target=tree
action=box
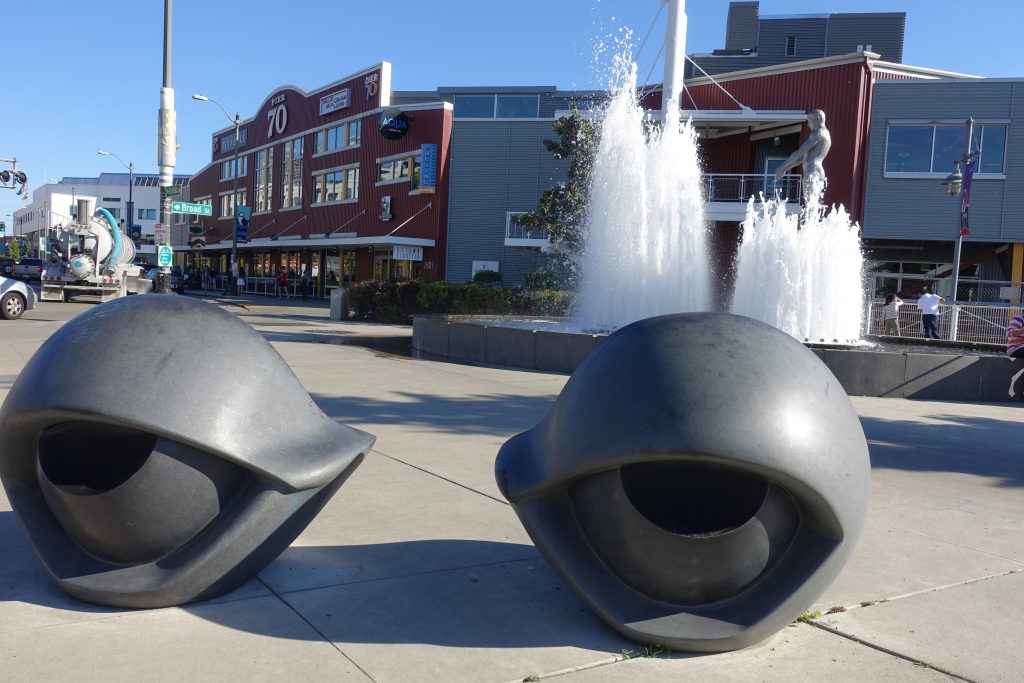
[517,103,599,263]
[7,237,21,263]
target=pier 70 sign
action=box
[170,201,212,217]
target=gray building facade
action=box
[686,1,905,78]
[862,78,1024,295]
[394,87,597,285]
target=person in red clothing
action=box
[275,267,289,299]
[1007,314,1024,359]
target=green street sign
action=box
[165,185,181,196]
[157,245,173,267]
[171,200,212,216]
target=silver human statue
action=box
[774,109,831,204]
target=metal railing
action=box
[869,276,1024,305]
[703,173,802,203]
[867,301,1018,345]
[506,222,549,241]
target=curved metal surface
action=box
[495,312,871,651]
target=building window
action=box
[506,212,548,240]
[312,166,360,203]
[102,197,120,203]
[219,156,248,180]
[255,147,274,212]
[785,36,796,56]
[281,138,303,208]
[885,123,1008,175]
[376,152,421,186]
[496,95,539,118]
[453,95,495,118]
[220,190,247,218]
[137,208,157,220]
[454,94,540,119]
[315,120,363,154]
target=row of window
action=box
[219,156,248,181]
[315,120,361,154]
[885,123,1007,175]
[453,94,539,119]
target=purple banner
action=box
[960,156,975,235]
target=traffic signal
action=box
[0,220,6,235]
[235,205,251,242]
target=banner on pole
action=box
[960,156,975,236]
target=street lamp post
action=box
[98,150,135,240]
[192,94,241,294]
[941,117,980,342]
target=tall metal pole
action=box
[127,162,134,240]
[156,0,176,293]
[661,0,687,124]
[948,117,975,341]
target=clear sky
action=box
[2,0,1022,223]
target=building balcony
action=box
[704,173,803,222]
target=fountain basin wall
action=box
[412,316,1024,403]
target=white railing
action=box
[867,301,1018,345]
[704,173,802,203]
[506,222,549,241]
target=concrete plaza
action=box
[1,293,1022,681]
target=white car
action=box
[1,275,38,320]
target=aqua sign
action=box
[171,201,212,216]
[157,245,173,267]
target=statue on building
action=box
[775,109,831,205]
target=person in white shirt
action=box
[916,285,944,339]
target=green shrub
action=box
[348,280,576,323]
[472,269,502,283]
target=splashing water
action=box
[573,55,712,332]
[731,180,865,344]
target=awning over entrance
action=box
[185,235,434,252]
[682,109,809,139]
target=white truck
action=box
[41,198,148,302]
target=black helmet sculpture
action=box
[0,295,374,608]
[496,312,871,651]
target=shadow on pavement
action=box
[862,413,1024,487]
[313,390,553,437]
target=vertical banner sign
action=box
[960,156,975,236]
[420,143,438,194]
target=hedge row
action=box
[348,280,576,323]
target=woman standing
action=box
[882,293,903,336]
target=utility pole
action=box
[156,0,176,293]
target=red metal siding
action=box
[682,59,875,222]
[186,65,452,280]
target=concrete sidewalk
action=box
[2,297,1022,681]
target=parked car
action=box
[0,258,14,277]
[12,257,45,281]
[0,275,38,320]
[145,267,185,294]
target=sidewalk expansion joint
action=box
[808,621,978,682]
[372,448,511,506]
[256,576,378,682]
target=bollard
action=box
[495,312,871,652]
[330,287,349,321]
[0,295,374,608]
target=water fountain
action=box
[412,0,1021,402]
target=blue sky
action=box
[2,0,1022,223]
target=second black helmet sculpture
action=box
[496,312,871,652]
